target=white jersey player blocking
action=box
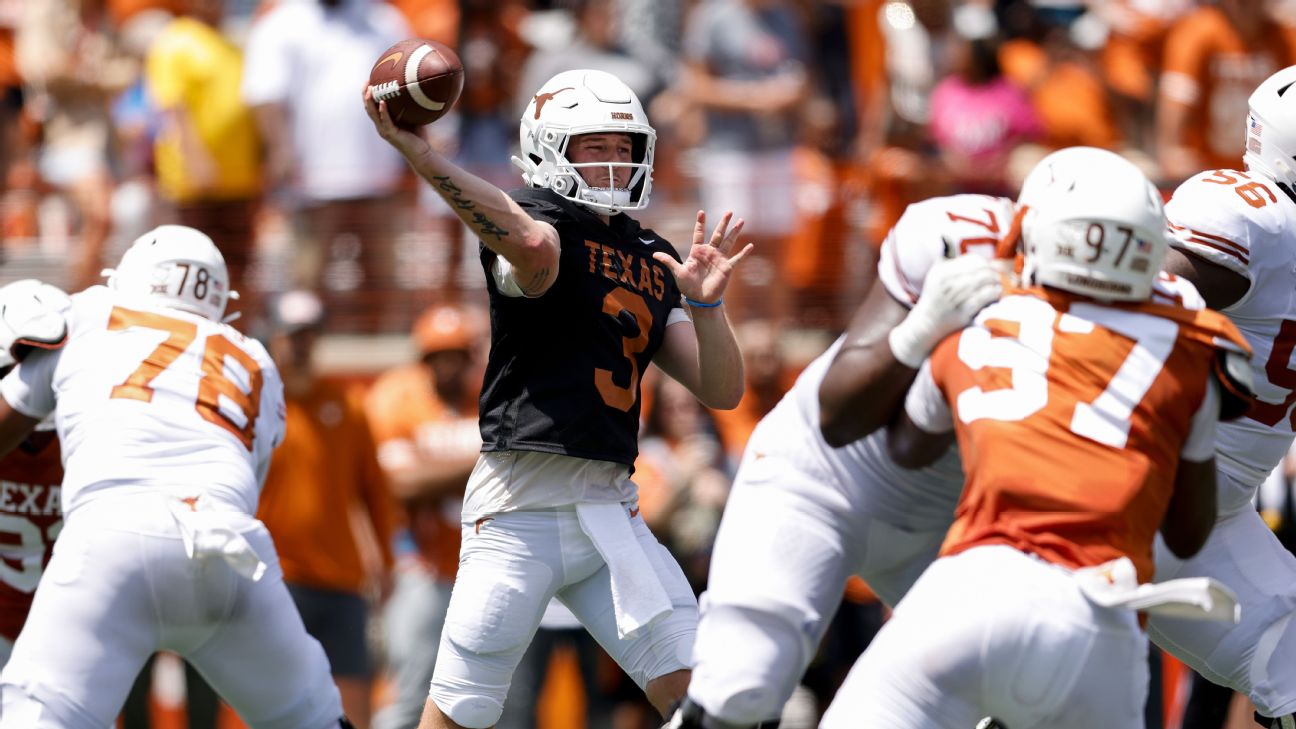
[2,286,284,515]
[0,286,343,729]
[1166,169,1295,510]
[1148,168,1296,719]
[688,194,1014,726]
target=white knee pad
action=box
[689,603,813,725]
[430,692,504,729]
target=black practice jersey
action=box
[478,188,685,466]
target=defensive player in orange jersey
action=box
[0,280,70,668]
[821,155,1254,729]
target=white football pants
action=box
[0,494,342,729]
[687,448,944,725]
[1150,491,1296,718]
[822,546,1148,729]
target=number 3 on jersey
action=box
[108,307,263,449]
[595,289,652,412]
[956,295,1176,448]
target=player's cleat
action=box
[976,718,1009,729]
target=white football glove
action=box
[888,255,1002,368]
[0,280,72,370]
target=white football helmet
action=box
[1021,154,1167,302]
[1244,65,1296,196]
[1017,146,1131,212]
[512,69,656,214]
[0,279,72,370]
[103,225,236,321]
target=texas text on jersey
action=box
[478,186,684,466]
[0,435,61,642]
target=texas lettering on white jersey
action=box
[1166,168,1296,509]
[878,194,1016,306]
[0,286,286,516]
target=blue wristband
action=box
[685,296,723,308]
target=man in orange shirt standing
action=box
[1156,0,1296,181]
[366,304,484,729]
[822,153,1252,728]
[258,289,396,729]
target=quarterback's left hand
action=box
[654,211,754,307]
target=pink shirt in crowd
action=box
[928,76,1041,164]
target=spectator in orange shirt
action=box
[257,289,396,729]
[1157,0,1296,182]
[1094,0,1188,147]
[365,303,484,729]
[998,14,1122,153]
[711,319,791,463]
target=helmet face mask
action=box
[513,69,656,214]
[1244,65,1296,196]
[104,225,235,321]
[1021,152,1167,303]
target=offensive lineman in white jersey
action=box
[1149,65,1296,727]
[0,226,351,729]
[667,194,1007,728]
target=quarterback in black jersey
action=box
[365,69,751,729]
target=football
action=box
[368,39,464,128]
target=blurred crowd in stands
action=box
[4,0,1296,727]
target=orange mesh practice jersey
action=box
[365,363,479,581]
[258,379,394,593]
[1161,7,1296,170]
[922,286,1248,583]
[0,435,62,641]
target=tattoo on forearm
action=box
[431,175,511,241]
[521,267,551,295]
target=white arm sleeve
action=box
[0,348,59,419]
[903,360,954,434]
[493,256,552,299]
[1180,377,1220,463]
